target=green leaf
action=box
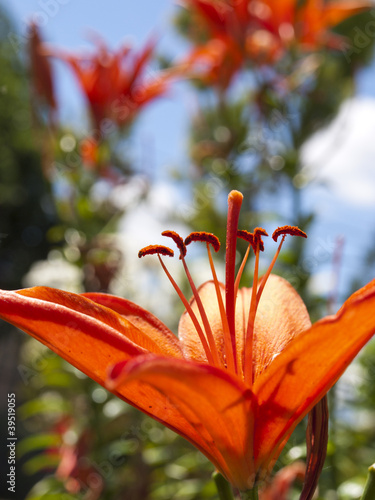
[18,434,62,457]
[18,396,71,420]
[23,452,61,475]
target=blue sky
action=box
[6,0,178,48]
[3,0,189,172]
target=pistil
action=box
[225,190,243,374]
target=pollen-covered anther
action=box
[185,231,221,252]
[138,245,174,258]
[253,227,268,252]
[237,229,265,252]
[162,230,187,258]
[272,225,308,242]
[237,230,254,245]
[253,227,268,238]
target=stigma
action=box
[138,190,307,384]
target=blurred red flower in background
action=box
[181,0,372,89]
[45,35,172,129]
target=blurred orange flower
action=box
[79,137,100,169]
[182,0,371,88]
[260,0,372,49]
[1,191,375,494]
[46,36,171,128]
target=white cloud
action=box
[303,97,375,207]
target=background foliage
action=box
[0,1,374,499]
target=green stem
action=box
[239,488,259,500]
[213,472,235,500]
[360,463,375,500]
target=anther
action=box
[162,230,187,258]
[185,232,221,252]
[257,239,265,252]
[272,225,307,242]
[253,227,268,238]
[252,227,268,253]
[138,245,174,258]
[237,229,267,253]
[237,230,254,245]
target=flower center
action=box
[138,190,307,385]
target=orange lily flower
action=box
[45,36,171,128]
[261,0,372,49]
[181,0,371,87]
[1,191,375,495]
[185,35,246,88]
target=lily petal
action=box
[0,287,174,385]
[316,1,371,28]
[262,0,297,28]
[107,355,255,491]
[252,274,311,380]
[179,275,311,380]
[83,292,183,358]
[252,281,375,474]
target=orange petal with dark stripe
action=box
[252,280,375,476]
[107,355,255,490]
[0,287,173,386]
[83,292,183,358]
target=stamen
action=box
[186,231,235,373]
[163,230,222,367]
[156,255,217,366]
[253,227,268,252]
[244,225,307,383]
[253,227,268,237]
[185,232,221,253]
[162,230,187,258]
[237,230,254,245]
[235,230,255,294]
[179,255,222,368]
[237,229,266,256]
[138,245,174,258]
[225,190,243,374]
[206,243,236,373]
[234,244,251,297]
[243,235,262,386]
[272,225,307,242]
[257,225,307,302]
